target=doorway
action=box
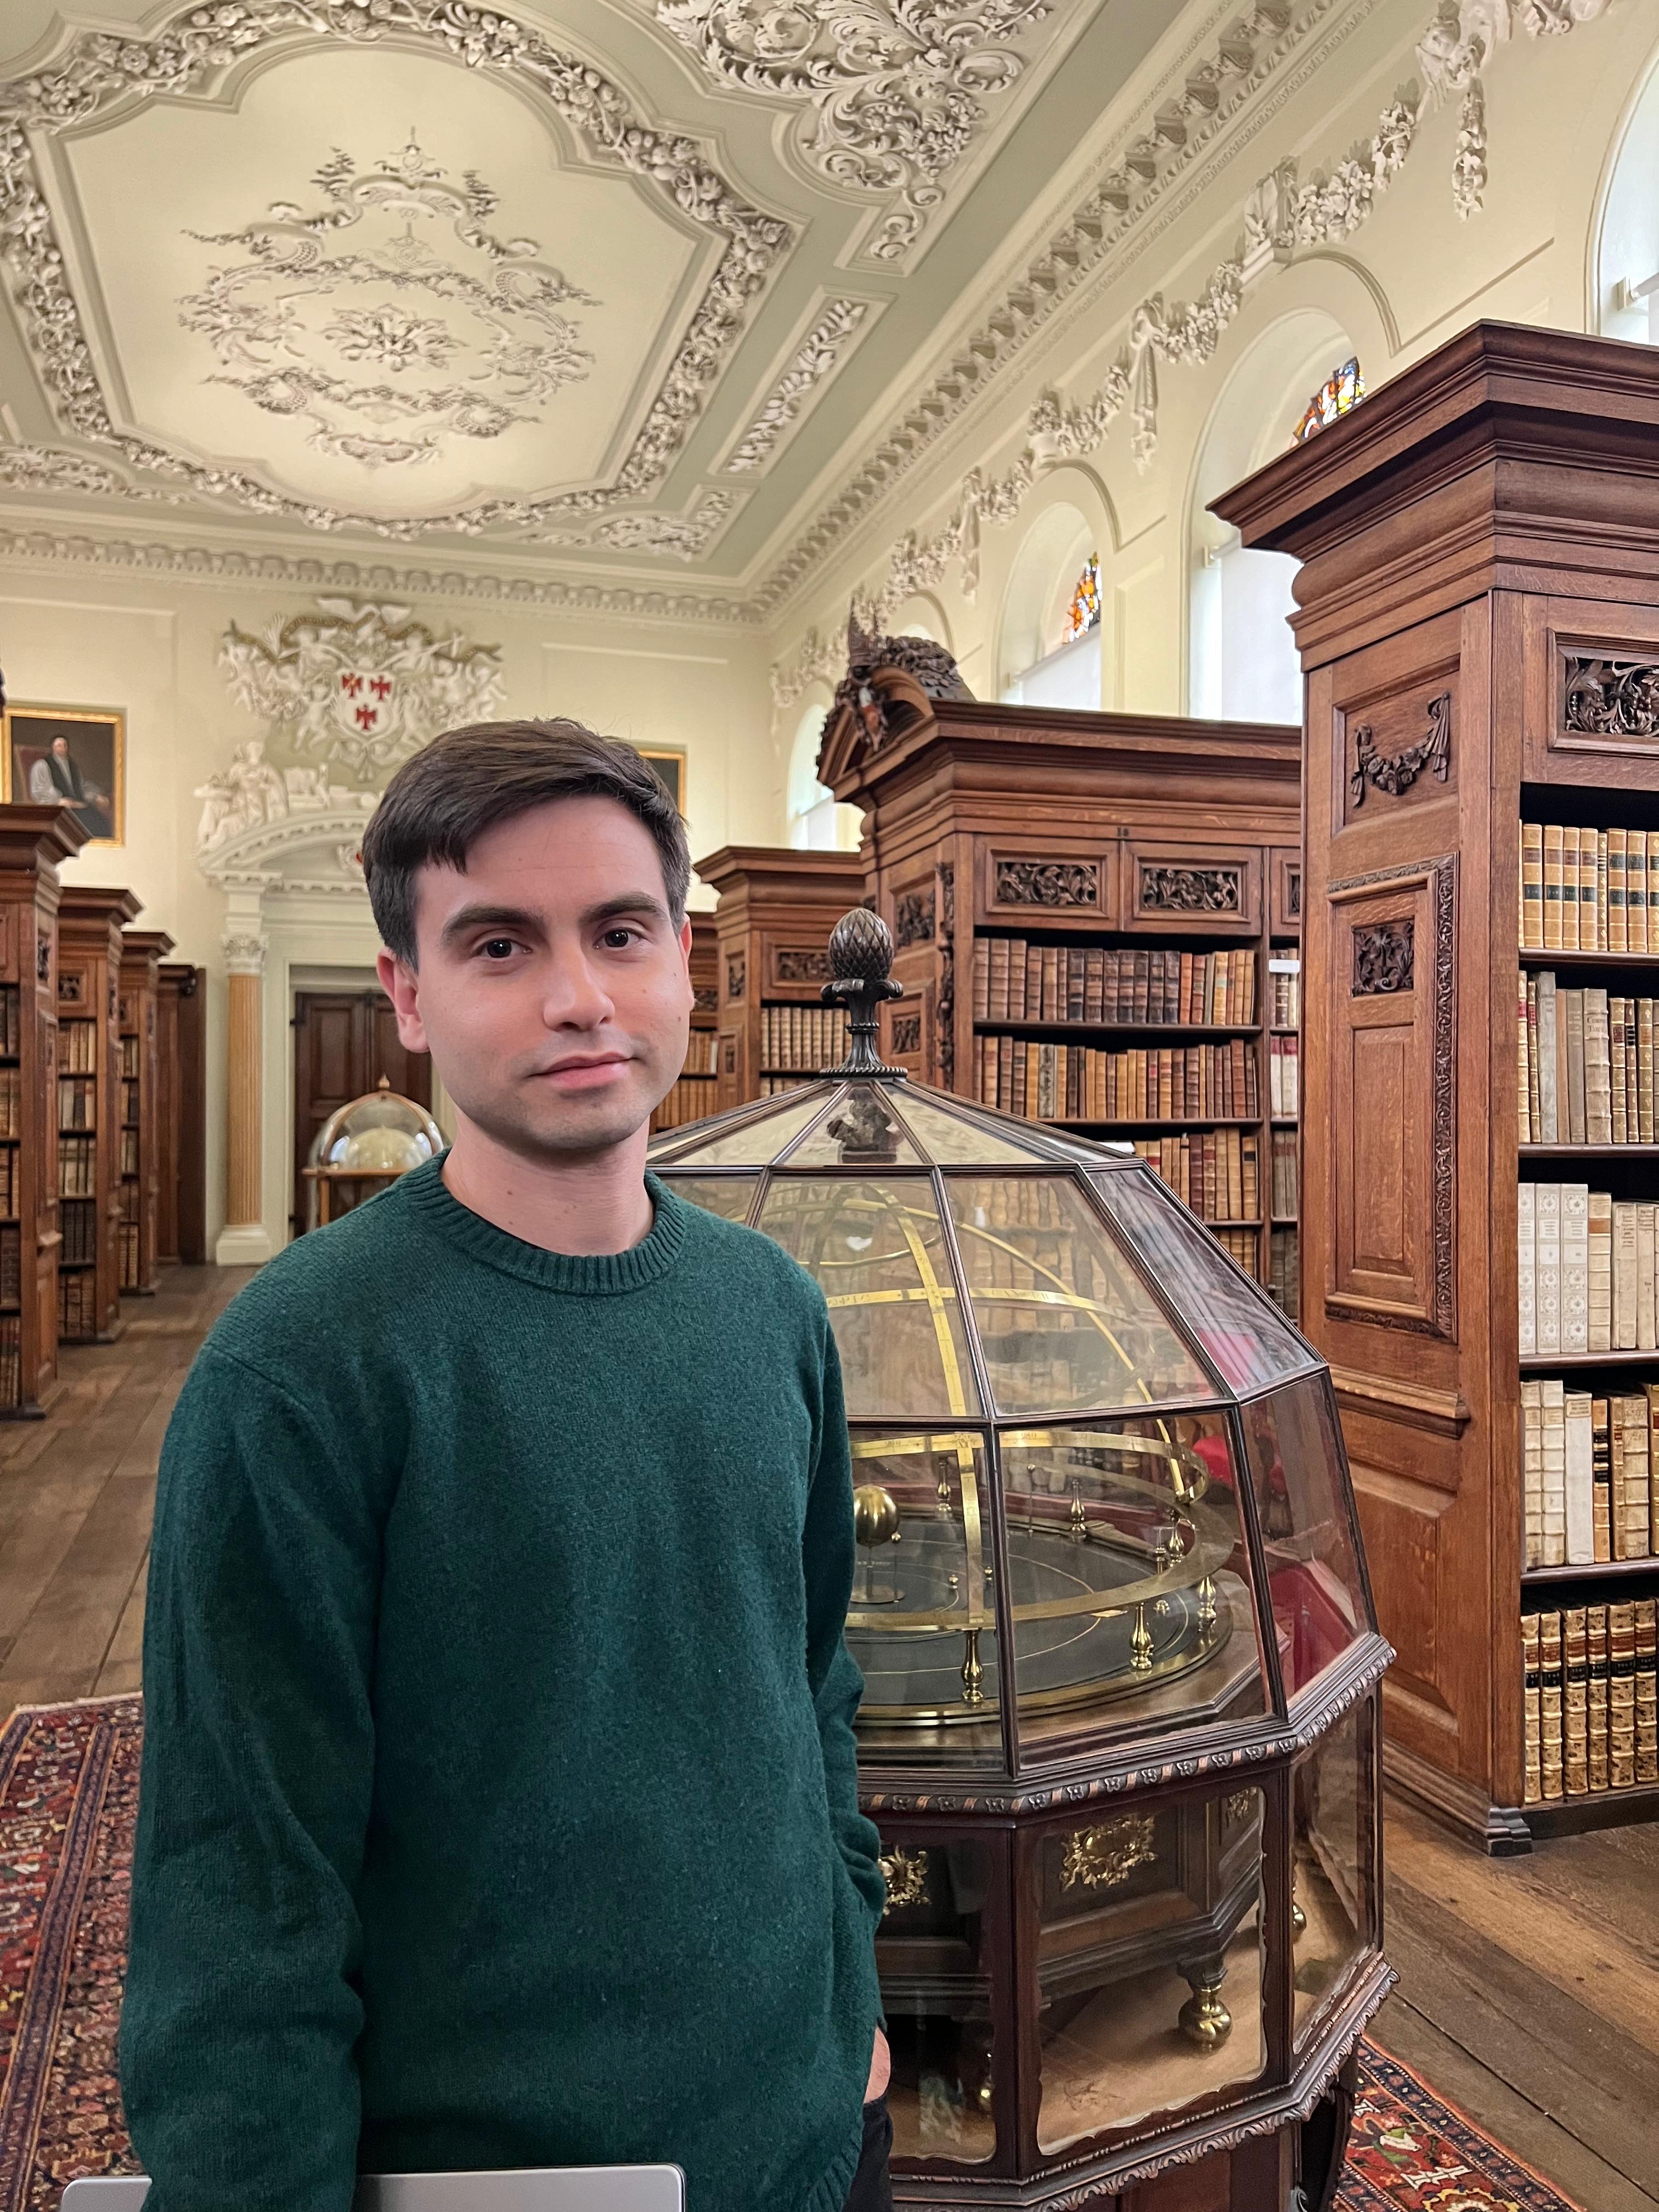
[291,989,432,1236]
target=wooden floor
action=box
[2,1263,1658,2210]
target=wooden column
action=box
[0,807,88,1412]
[217,923,270,1267]
[155,962,204,1263]
[120,929,173,1295]
[1215,321,1659,1848]
[58,886,142,1344]
[692,847,867,1108]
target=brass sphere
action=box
[853,1483,901,1548]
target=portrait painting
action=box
[640,747,686,818]
[3,706,125,847]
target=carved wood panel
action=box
[981,842,1116,929]
[1271,847,1302,936]
[1332,614,1461,836]
[1326,857,1457,1341]
[1123,842,1259,934]
[765,943,834,997]
[1523,597,1659,783]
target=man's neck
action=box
[440,1115,655,1256]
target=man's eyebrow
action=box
[438,902,543,948]
[580,892,672,927]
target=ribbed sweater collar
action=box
[397,1155,689,1295]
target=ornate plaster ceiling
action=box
[0,0,1165,592]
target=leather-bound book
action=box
[1589,1605,1611,1793]
[1523,1613,1543,1805]
[1564,1606,1590,1797]
[1522,821,1544,950]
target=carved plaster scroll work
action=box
[1563,655,1659,738]
[995,859,1098,910]
[1352,920,1414,996]
[1349,692,1452,807]
[1139,865,1240,916]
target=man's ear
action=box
[679,915,695,1005]
[378,949,430,1054]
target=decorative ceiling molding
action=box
[653,0,1056,262]
[0,0,793,539]
[541,489,739,557]
[177,133,599,472]
[766,0,1614,654]
[220,596,505,776]
[0,526,763,625]
[725,298,870,473]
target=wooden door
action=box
[292,990,431,1235]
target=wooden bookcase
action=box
[817,690,1300,1297]
[57,887,142,1344]
[155,962,205,1265]
[693,847,866,1109]
[650,916,719,1136]
[1216,320,1659,1849]
[0,808,89,1414]
[119,929,174,1295]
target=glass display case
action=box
[302,1076,443,1229]
[648,911,1393,2212]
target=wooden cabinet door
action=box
[292,990,431,1234]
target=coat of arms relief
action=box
[201,596,503,860]
[179,135,597,473]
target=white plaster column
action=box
[216,889,273,1266]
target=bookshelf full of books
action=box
[1215,322,1659,1847]
[651,918,720,1136]
[814,681,1302,1299]
[117,930,173,1295]
[0,810,89,1414]
[696,847,866,1110]
[57,888,142,1344]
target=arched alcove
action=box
[1188,309,1357,723]
[998,498,1103,708]
[891,591,953,648]
[1592,36,1659,341]
[786,690,860,851]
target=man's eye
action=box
[479,938,518,961]
[601,926,641,949]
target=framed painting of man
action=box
[3,704,125,846]
[640,747,686,818]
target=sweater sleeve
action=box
[802,1313,886,1944]
[119,1346,387,2212]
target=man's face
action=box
[51,737,69,758]
[380,794,693,1163]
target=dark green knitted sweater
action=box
[119,1164,884,2212]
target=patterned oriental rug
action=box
[0,1698,1584,2212]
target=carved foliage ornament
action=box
[1060,1814,1156,1893]
[1140,865,1240,916]
[890,1012,921,1056]
[774,947,833,984]
[654,0,1057,262]
[727,301,869,473]
[936,860,955,1090]
[830,612,972,751]
[878,1846,929,1914]
[893,889,934,949]
[1352,919,1414,997]
[219,597,504,778]
[726,951,746,1001]
[996,858,1097,910]
[1350,692,1452,808]
[0,0,792,539]
[1563,655,1659,739]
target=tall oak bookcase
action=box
[694,847,865,1110]
[57,887,141,1345]
[1217,320,1659,1849]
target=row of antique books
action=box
[59,1196,97,1267]
[1214,1227,1257,1272]
[651,1074,719,1134]
[120,1127,138,1178]
[1268,965,1300,1030]
[1521,1379,1659,1566]
[1523,1604,1659,1804]
[120,1077,139,1127]
[0,1069,21,1142]
[676,1031,718,1078]
[1517,973,1659,1144]
[58,1268,96,1340]
[760,1006,849,1071]
[58,1074,95,1132]
[1267,1036,1300,1118]
[0,986,20,1060]
[1521,821,1659,953]
[1514,1183,1659,1355]
[974,1037,1257,1122]
[119,1033,140,1079]
[1267,1226,1299,1316]
[0,1141,18,1220]
[0,1313,21,1408]
[58,1136,96,1200]
[1270,1129,1298,1220]
[60,1018,95,1075]
[972,940,1257,1026]
[119,1221,140,1291]
[0,1223,20,1310]
[1130,1131,1261,1223]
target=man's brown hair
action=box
[362,718,691,964]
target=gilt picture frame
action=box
[640,747,687,819]
[2,704,126,847]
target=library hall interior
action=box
[10,0,1659,2209]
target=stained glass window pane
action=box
[1293,357,1364,444]
[1063,554,1101,643]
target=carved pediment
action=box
[819,612,973,794]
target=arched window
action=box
[1000,504,1104,709]
[1595,51,1659,342]
[1189,313,1358,723]
[786,699,860,851]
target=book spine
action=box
[1518,1181,1536,1357]
[1562,1181,1589,1355]
[1542,1377,1567,1567]
[1633,830,1650,956]
[1542,1610,1566,1800]
[1589,1188,1612,1354]
[1538,1181,1562,1356]
[1545,823,1566,951]
[1522,1378,1543,1570]
[1589,1604,1610,1791]
[1565,1605,1589,1796]
[1586,988,1612,1146]
[1538,970,1558,1143]
[1522,821,1544,950]
[1594,1398,1612,1563]
[1611,826,1629,954]
[1563,827,1582,952]
[1566,988,1587,1145]
[1566,1391,1595,1565]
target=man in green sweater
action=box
[119,720,891,2212]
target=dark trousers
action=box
[842,2098,894,2212]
